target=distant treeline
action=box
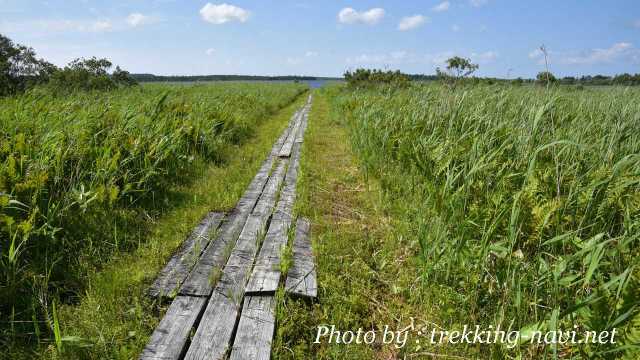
[131,73,341,82]
[408,73,640,86]
[544,74,640,86]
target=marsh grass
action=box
[0,82,306,356]
[333,83,640,358]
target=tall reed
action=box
[0,82,306,345]
[333,83,640,358]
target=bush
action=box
[536,71,557,86]
[343,68,410,89]
[48,57,137,93]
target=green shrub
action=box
[343,68,410,89]
[47,57,137,93]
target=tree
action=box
[48,57,137,92]
[536,71,557,85]
[444,56,479,78]
[436,56,479,87]
[112,66,138,87]
[1,34,137,95]
[0,33,56,96]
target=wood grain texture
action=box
[182,291,238,360]
[148,212,224,298]
[179,155,275,296]
[244,217,289,294]
[285,218,317,298]
[185,161,288,359]
[139,296,207,360]
[142,97,314,360]
[245,143,304,294]
[294,96,311,143]
[180,101,296,296]
[228,296,276,360]
[278,110,303,158]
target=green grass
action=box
[274,89,440,359]
[330,83,640,359]
[0,83,306,358]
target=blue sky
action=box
[1,0,639,77]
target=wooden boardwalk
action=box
[141,95,317,360]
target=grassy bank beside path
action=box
[273,89,451,359]
[15,92,308,360]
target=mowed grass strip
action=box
[17,92,309,360]
[273,89,448,359]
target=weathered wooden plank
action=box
[244,217,289,294]
[228,296,276,360]
[139,295,207,360]
[182,291,238,360]
[180,103,302,297]
[185,161,288,359]
[294,99,311,144]
[148,212,225,298]
[142,98,312,360]
[180,156,275,296]
[276,143,301,217]
[278,111,303,158]
[245,143,304,294]
[285,218,317,298]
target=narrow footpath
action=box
[140,95,317,360]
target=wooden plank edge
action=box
[148,212,225,298]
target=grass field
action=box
[324,83,640,358]
[2,80,638,359]
[0,82,306,356]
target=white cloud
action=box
[471,51,498,63]
[200,3,249,25]
[89,20,112,32]
[126,13,158,27]
[470,0,488,7]
[452,24,460,32]
[529,49,543,59]
[346,50,496,71]
[286,57,302,65]
[29,19,113,32]
[205,48,215,56]
[560,42,634,65]
[2,15,162,36]
[347,51,411,65]
[391,51,408,60]
[398,15,428,31]
[432,1,450,12]
[425,51,455,67]
[529,43,639,66]
[338,7,385,25]
[287,51,318,66]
